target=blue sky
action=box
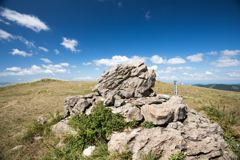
[0,0,240,84]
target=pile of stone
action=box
[54,61,236,160]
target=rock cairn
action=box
[59,61,236,160]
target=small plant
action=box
[169,151,186,160]
[141,121,155,128]
[141,151,159,160]
[109,150,133,160]
[22,112,64,142]
[127,120,141,128]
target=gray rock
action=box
[64,96,92,117]
[94,61,156,102]
[9,145,24,152]
[51,119,76,137]
[141,96,187,125]
[108,110,236,160]
[37,115,48,125]
[110,103,143,122]
[83,146,96,157]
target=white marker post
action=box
[173,80,178,95]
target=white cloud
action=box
[0,18,10,25]
[39,46,48,52]
[215,57,240,67]
[159,66,193,74]
[54,49,60,55]
[205,71,213,75]
[15,36,35,48]
[40,58,52,64]
[167,57,186,64]
[150,55,186,65]
[82,62,92,66]
[0,29,35,48]
[226,71,240,77]
[1,8,49,32]
[10,49,32,57]
[150,55,165,64]
[0,29,13,40]
[74,76,95,80]
[221,49,240,56]
[148,65,158,70]
[186,53,203,62]
[61,37,80,52]
[0,62,69,77]
[94,55,145,66]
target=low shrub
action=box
[141,121,155,128]
[169,151,186,160]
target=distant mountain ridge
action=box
[194,84,240,92]
[0,82,11,87]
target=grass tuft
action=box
[169,151,186,160]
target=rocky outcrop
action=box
[108,109,236,160]
[94,61,156,105]
[59,61,236,160]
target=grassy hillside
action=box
[194,84,240,92]
[0,79,239,159]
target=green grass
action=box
[169,151,186,160]
[22,112,63,142]
[0,79,240,159]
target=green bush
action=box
[68,102,127,150]
[141,121,155,128]
[169,151,186,160]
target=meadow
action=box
[0,79,239,159]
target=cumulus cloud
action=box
[38,46,48,52]
[167,57,186,64]
[148,65,158,70]
[0,63,69,77]
[150,55,165,64]
[10,49,32,57]
[186,53,203,62]
[0,29,13,40]
[0,8,49,32]
[40,58,52,64]
[61,37,80,52]
[150,55,186,65]
[94,55,145,66]
[159,66,193,74]
[214,57,240,67]
[221,49,240,56]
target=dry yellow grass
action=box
[0,79,239,159]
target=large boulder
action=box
[141,96,187,125]
[94,61,156,105]
[108,109,236,160]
